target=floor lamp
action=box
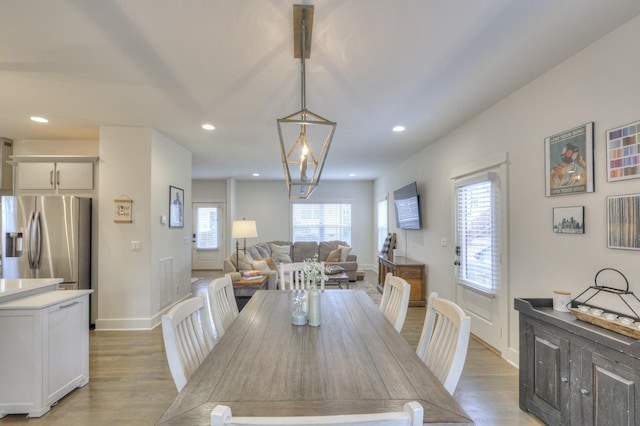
[231,220,257,272]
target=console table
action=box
[515,298,640,425]
[377,255,426,307]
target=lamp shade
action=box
[231,220,257,239]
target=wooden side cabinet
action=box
[378,255,426,307]
[516,298,640,425]
[0,290,92,418]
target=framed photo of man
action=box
[545,122,594,197]
[169,185,184,228]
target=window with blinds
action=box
[377,199,388,251]
[454,173,500,294]
[291,203,352,245]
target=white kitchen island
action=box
[0,278,62,303]
[0,285,92,418]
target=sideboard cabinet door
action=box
[574,347,640,425]
[522,320,571,425]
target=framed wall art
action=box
[606,119,640,182]
[545,122,594,197]
[553,206,584,234]
[169,185,184,228]
[114,197,133,223]
[607,194,640,250]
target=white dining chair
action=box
[378,273,411,332]
[416,292,471,395]
[196,286,219,349]
[208,274,240,338]
[161,297,212,392]
[279,262,325,291]
[210,401,423,426]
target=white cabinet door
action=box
[17,162,55,190]
[55,162,93,190]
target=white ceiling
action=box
[2,1,640,181]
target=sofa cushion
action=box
[270,243,292,263]
[257,257,277,271]
[292,241,319,262]
[318,241,349,261]
[247,242,271,260]
[230,251,253,270]
[338,245,352,262]
[326,248,341,262]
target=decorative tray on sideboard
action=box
[568,268,640,339]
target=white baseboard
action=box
[95,294,190,331]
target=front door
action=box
[192,202,224,270]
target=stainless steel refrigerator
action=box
[1,196,91,291]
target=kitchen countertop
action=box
[0,278,62,303]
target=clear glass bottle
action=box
[308,284,321,327]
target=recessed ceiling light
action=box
[393,125,405,132]
[252,173,260,177]
[31,116,48,123]
[349,173,356,177]
[202,123,215,130]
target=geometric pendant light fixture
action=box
[277,4,337,199]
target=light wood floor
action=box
[1,271,543,425]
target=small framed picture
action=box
[607,194,640,250]
[606,119,640,182]
[553,206,584,234]
[169,186,184,228]
[114,198,133,223]
[545,122,594,196]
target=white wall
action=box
[375,15,640,365]
[97,127,191,330]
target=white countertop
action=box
[0,278,63,302]
[0,289,93,309]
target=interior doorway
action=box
[192,202,225,270]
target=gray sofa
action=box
[223,240,358,289]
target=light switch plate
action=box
[131,241,142,251]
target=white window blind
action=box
[377,199,388,251]
[292,203,352,245]
[454,173,499,294]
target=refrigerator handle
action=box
[27,211,36,268]
[32,211,42,269]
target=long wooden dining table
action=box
[157,290,474,425]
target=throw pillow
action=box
[326,248,341,262]
[230,252,253,271]
[258,257,277,271]
[251,260,270,272]
[338,245,352,262]
[269,244,292,263]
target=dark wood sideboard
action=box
[515,298,640,425]
[377,255,426,307]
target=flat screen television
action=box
[393,181,421,230]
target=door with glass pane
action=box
[192,202,224,270]
[453,163,508,354]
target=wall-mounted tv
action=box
[393,181,421,230]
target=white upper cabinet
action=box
[13,156,96,192]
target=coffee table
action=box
[233,275,268,310]
[325,272,350,289]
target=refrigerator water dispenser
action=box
[5,232,23,257]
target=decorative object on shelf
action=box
[169,186,184,228]
[606,119,640,182]
[552,206,584,234]
[552,290,571,312]
[292,295,307,326]
[380,232,396,260]
[276,4,336,199]
[568,268,640,338]
[114,196,133,223]
[544,122,594,197]
[607,193,640,250]
[231,219,258,272]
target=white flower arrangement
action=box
[303,254,327,286]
